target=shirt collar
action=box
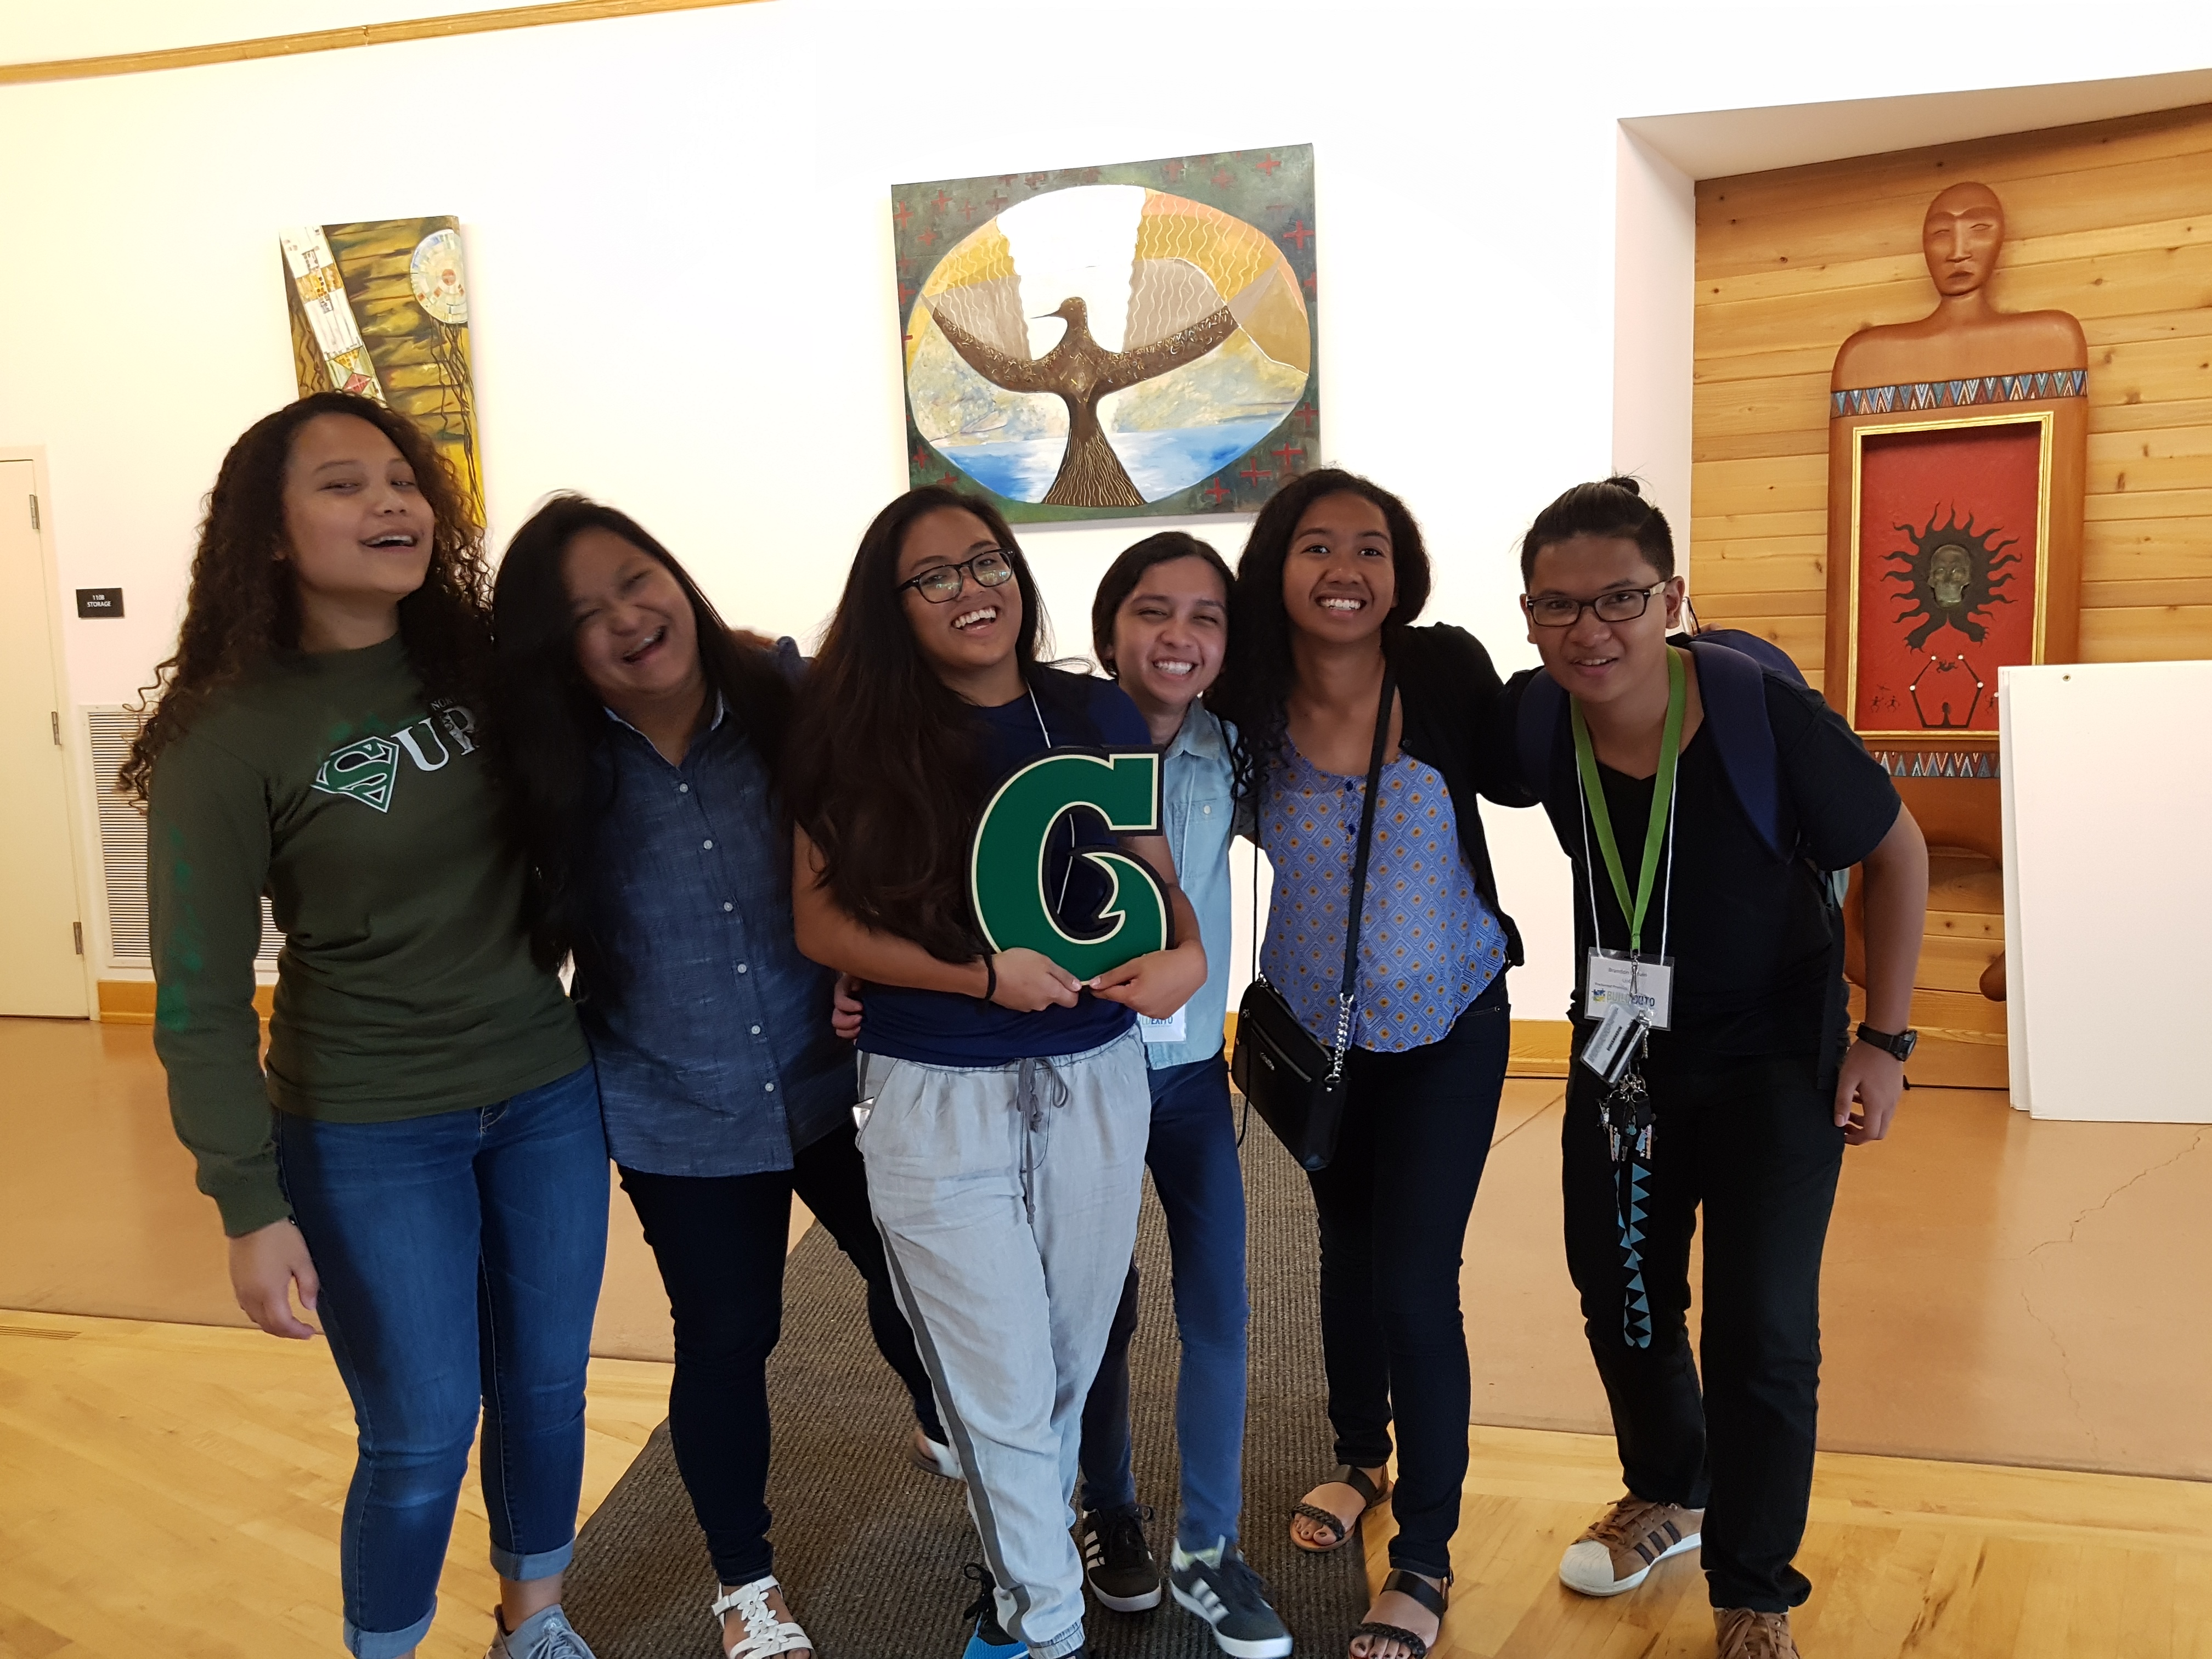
[1164,701,1227,760]
[603,691,728,744]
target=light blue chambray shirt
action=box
[1144,702,1237,1070]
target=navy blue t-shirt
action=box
[857,670,1151,1067]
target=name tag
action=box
[1584,949,1674,1030]
[1139,1005,1188,1045]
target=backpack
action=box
[1515,629,1816,870]
[1515,629,1855,1064]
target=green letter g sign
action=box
[969,748,1170,981]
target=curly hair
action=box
[121,392,491,802]
[1207,467,1430,801]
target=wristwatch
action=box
[1855,1023,1918,1062]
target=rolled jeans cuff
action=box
[489,1536,575,1582]
[345,1606,435,1659]
[1030,1618,1089,1659]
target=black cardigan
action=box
[1245,622,1525,969]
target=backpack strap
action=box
[1685,637,1791,862]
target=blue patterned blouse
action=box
[1257,744,1508,1053]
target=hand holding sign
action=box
[969,747,1171,982]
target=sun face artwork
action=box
[896,148,1317,521]
[1849,419,2048,737]
[280,216,482,520]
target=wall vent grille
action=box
[84,707,279,970]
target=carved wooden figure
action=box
[1826,180,2088,862]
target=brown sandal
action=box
[1290,1463,1391,1554]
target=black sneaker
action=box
[1170,1540,1292,1659]
[959,1563,1028,1658]
[1077,1504,1163,1613]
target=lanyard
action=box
[1570,647,1685,956]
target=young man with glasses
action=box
[1493,479,1928,1659]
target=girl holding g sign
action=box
[787,487,1203,1659]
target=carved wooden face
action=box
[1922,184,2005,297]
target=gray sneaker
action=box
[487,1605,599,1659]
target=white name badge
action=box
[1139,1005,1188,1045]
[1583,949,1675,1030]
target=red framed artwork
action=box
[1845,412,2052,740]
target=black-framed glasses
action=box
[898,550,1017,604]
[1523,581,1667,629]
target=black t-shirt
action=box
[856,670,1148,1066]
[1563,675,1898,1061]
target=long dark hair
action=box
[122,391,488,801]
[1208,467,1431,798]
[490,494,795,972]
[1089,531,1235,672]
[1519,476,1675,583]
[784,486,1051,963]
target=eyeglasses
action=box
[1523,582,1668,629]
[898,550,1017,604]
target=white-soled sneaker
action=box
[1558,1494,1702,1596]
[1169,1539,1291,1659]
[486,1605,597,1659]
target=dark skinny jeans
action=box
[1307,978,1510,1581]
[618,1122,944,1587]
[1561,1049,1844,1612]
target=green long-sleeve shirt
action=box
[148,634,587,1235]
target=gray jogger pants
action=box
[857,1030,1150,1659]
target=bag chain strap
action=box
[1327,664,1397,1082]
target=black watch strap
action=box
[1856,1022,1918,1061]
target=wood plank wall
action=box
[1691,103,2212,686]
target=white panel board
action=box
[2002,662,2212,1122]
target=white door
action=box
[0,460,88,1016]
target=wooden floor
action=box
[5,1313,2209,1658]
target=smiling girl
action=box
[1210,469,1520,1659]
[129,394,603,1659]
[1069,532,1289,1658]
[490,495,950,1659]
[785,487,1205,1659]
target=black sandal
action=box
[1290,1463,1392,1554]
[1351,1568,1449,1659]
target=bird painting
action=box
[899,165,1316,518]
[926,294,1238,507]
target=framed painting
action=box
[1844,411,2055,741]
[894,146,1317,523]
[280,216,482,520]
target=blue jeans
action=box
[1077,1051,1249,1549]
[275,1064,610,1659]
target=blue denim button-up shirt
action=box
[574,697,850,1177]
[1144,703,1236,1069]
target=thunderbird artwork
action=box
[895,148,1318,521]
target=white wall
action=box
[5,0,2210,1014]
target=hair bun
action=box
[1604,476,1643,497]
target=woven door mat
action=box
[565,1124,1369,1656]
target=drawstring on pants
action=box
[1015,1055,1070,1224]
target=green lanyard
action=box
[1570,648,1685,956]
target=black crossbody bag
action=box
[1231,668,1395,1172]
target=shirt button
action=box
[736,963,748,974]
[750,1024,761,1035]
[723,901,734,913]
[678,783,690,794]
[764,1081,776,1093]
[702,838,714,849]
